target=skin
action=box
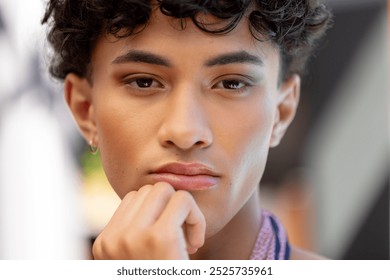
[64,9,308,259]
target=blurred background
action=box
[0,0,388,259]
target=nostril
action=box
[195,140,206,147]
[165,140,175,146]
[162,138,210,150]
[158,117,213,150]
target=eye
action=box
[211,74,257,98]
[212,77,252,93]
[219,79,246,90]
[124,76,164,89]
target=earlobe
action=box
[64,73,97,145]
[269,74,300,147]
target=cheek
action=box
[222,96,276,195]
[221,98,275,170]
[200,99,275,236]
[93,96,155,197]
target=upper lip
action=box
[151,162,220,177]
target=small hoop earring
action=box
[88,140,99,154]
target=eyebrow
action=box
[205,51,264,67]
[112,50,172,67]
[111,50,263,68]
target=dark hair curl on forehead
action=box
[42,0,332,82]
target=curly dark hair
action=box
[42,0,332,82]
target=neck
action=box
[191,189,262,260]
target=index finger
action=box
[155,191,206,251]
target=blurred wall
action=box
[306,5,388,259]
[263,0,389,259]
[0,0,86,259]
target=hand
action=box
[92,182,206,259]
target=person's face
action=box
[66,11,300,237]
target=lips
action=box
[149,163,220,191]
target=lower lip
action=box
[149,173,218,191]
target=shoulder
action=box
[289,246,328,260]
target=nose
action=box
[157,87,213,151]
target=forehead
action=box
[91,9,280,72]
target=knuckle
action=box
[154,181,175,193]
[144,228,165,248]
[122,191,136,202]
[92,233,111,259]
[137,184,153,195]
[173,190,193,204]
[93,231,126,259]
[91,239,103,259]
[118,235,137,258]
[118,229,164,258]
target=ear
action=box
[269,74,300,147]
[64,73,98,146]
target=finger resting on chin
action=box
[132,182,176,226]
[156,191,206,250]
